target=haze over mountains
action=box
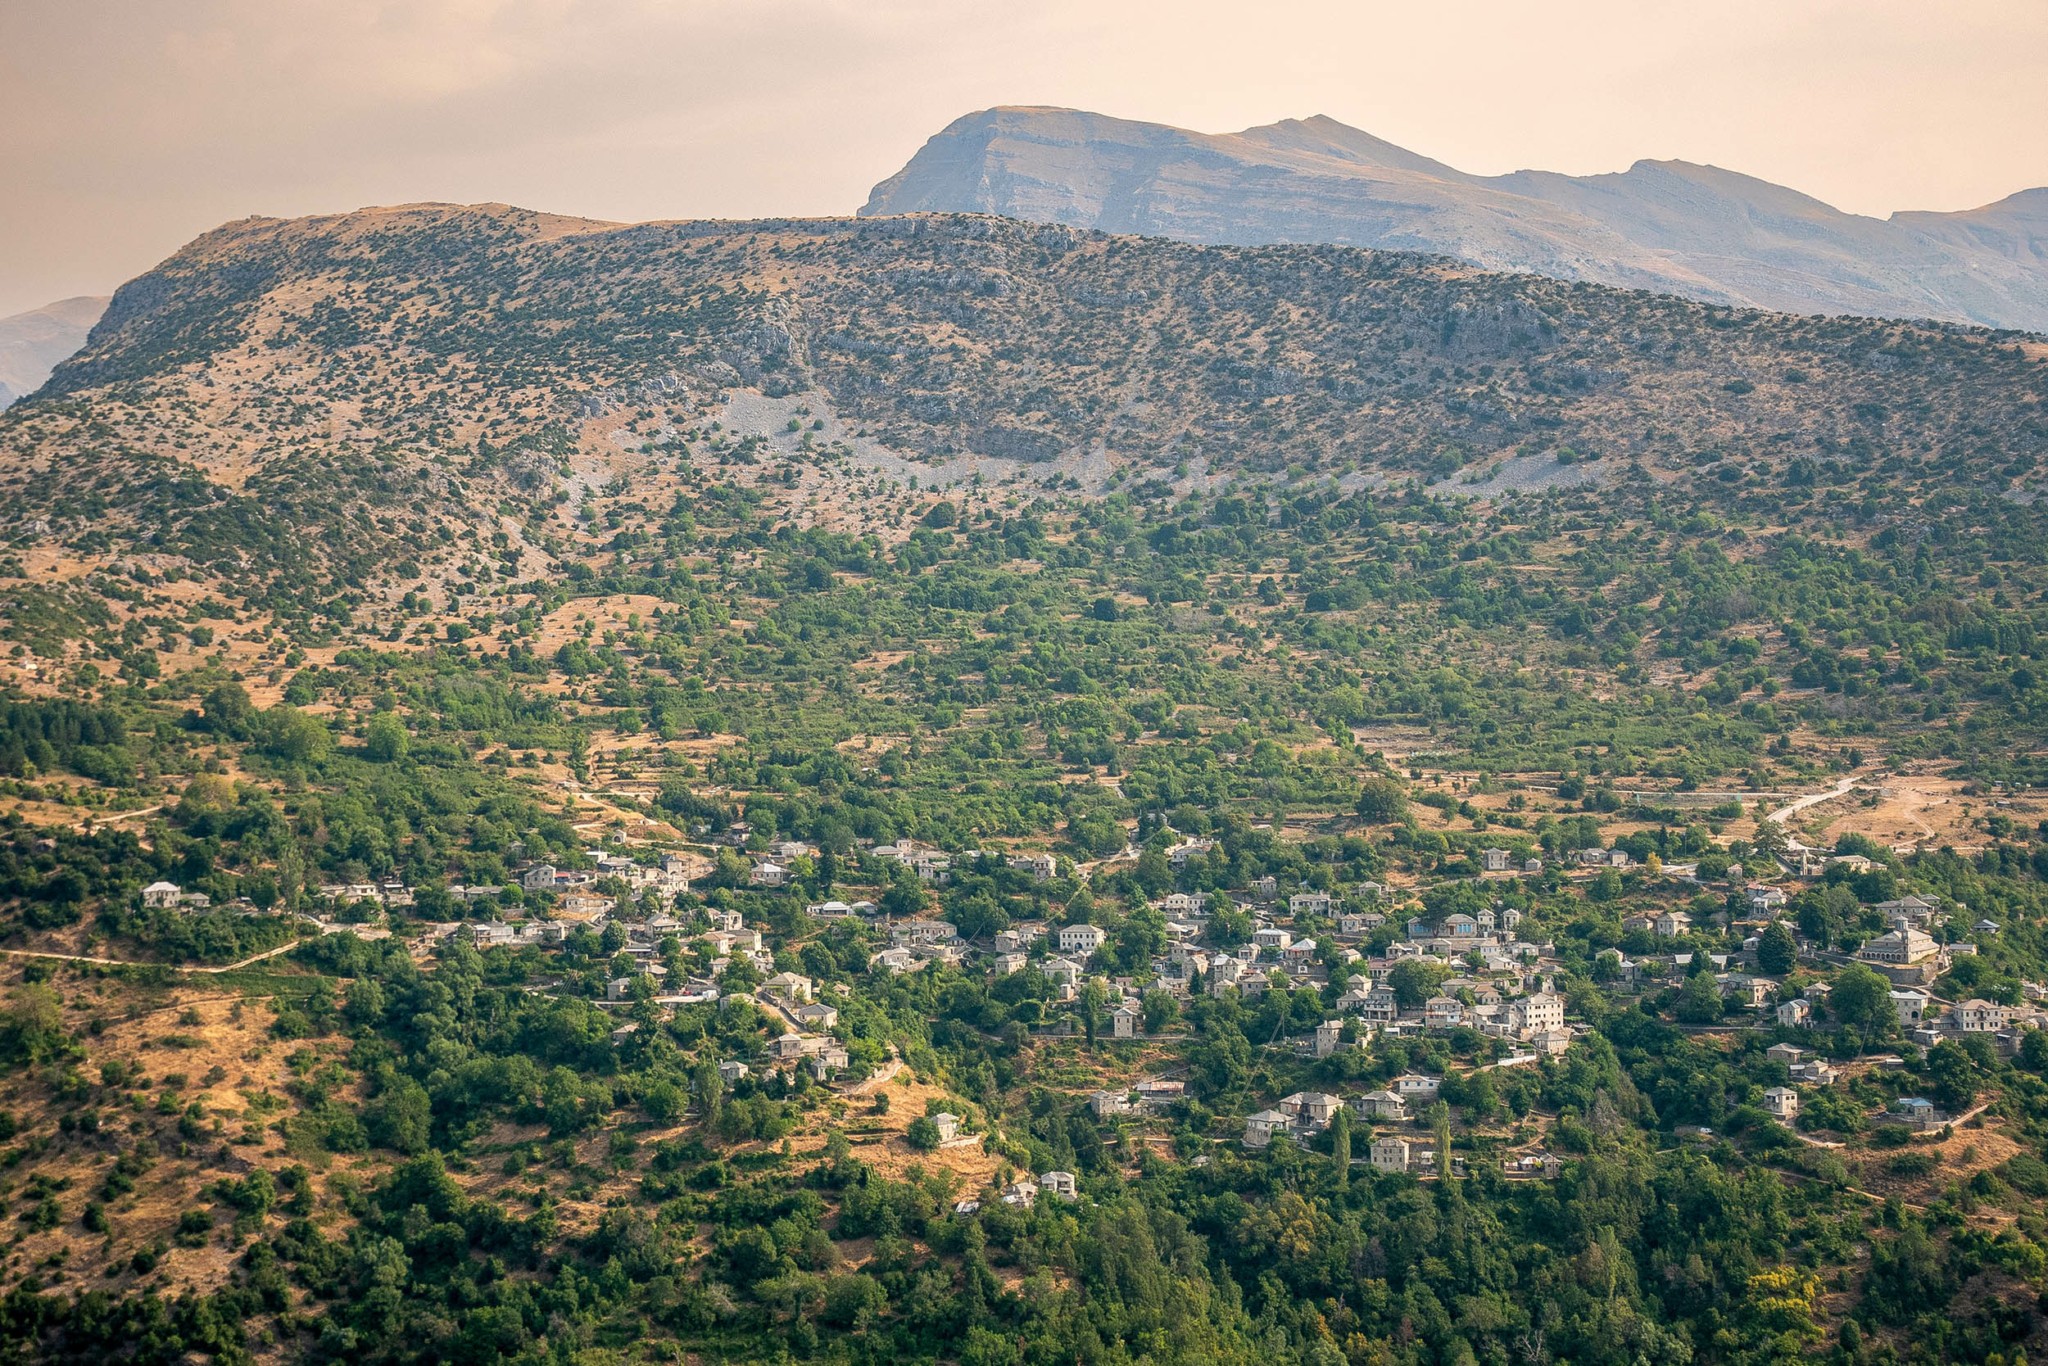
[0,295,107,411]
[862,107,2048,334]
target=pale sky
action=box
[2,0,2044,317]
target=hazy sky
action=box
[2,0,2044,316]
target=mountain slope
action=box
[1,202,2042,641]
[861,107,2048,332]
[0,294,108,410]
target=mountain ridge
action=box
[0,294,108,411]
[861,107,2048,332]
[5,201,2044,631]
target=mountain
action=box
[861,107,2048,332]
[0,294,108,410]
[4,202,2042,622]
[8,206,2048,1366]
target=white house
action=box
[1762,1087,1799,1121]
[1057,923,1108,956]
[1424,996,1465,1030]
[1508,992,1565,1035]
[1392,1073,1442,1101]
[1038,1171,1078,1200]
[1951,999,2011,1033]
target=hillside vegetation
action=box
[0,206,2044,1366]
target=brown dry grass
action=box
[0,978,386,1304]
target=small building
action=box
[930,1112,962,1143]
[763,971,815,1003]
[1279,1091,1343,1131]
[1889,988,1931,1025]
[1008,853,1058,882]
[792,1002,838,1030]
[1369,1136,1415,1174]
[1357,1089,1407,1121]
[1950,999,2010,1034]
[1038,1170,1078,1200]
[142,881,183,910]
[1243,1109,1289,1148]
[1776,998,1814,1029]
[1057,923,1108,956]
[1111,1001,1144,1039]
[1088,1089,1132,1118]
[1424,995,1465,1030]
[1393,1073,1442,1101]
[1889,1096,1945,1129]
[1762,1087,1799,1121]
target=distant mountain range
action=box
[0,295,108,410]
[862,107,2048,333]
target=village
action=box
[125,811,2043,1185]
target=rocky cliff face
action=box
[862,107,2048,333]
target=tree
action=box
[1079,979,1108,1045]
[1188,1021,1251,1099]
[256,705,330,763]
[1675,973,1724,1024]
[364,711,409,762]
[1141,988,1180,1034]
[1329,1107,1352,1188]
[200,682,255,738]
[1750,817,1790,867]
[364,1076,433,1154]
[1356,778,1408,826]
[1924,1040,1978,1113]
[1829,964,1896,1052]
[0,984,66,1065]
[1757,920,1797,976]
[1388,958,1449,1010]
[642,1079,686,1125]
[692,1057,725,1128]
